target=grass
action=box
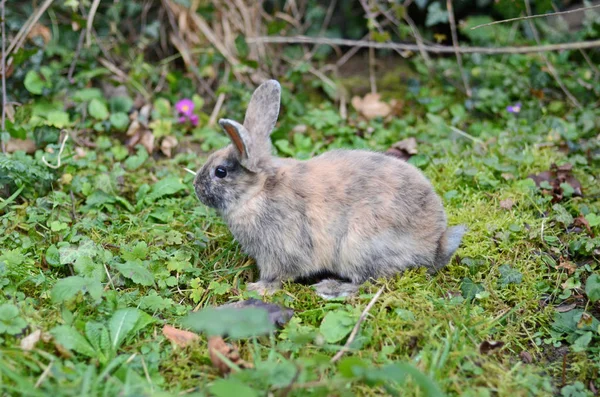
[1,52,600,396]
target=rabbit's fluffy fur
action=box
[194,80,465,299]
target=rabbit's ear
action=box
[219,118,262,172]
[243,80,281,138]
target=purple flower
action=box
[506,102,522,114]
[176,98,198,126]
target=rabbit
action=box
[193,79,466,299]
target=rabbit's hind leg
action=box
[247,280,282,296]
[312,279,360,299]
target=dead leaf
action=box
[351,93,391,120]
[577,312,593,329]
[218,298,294,328]
[573,215,594,237]
[554,303,576,313]
[479,340,505,355]
[386,137,418,161]
[74,147,87,160]
[27,23,51,44]
[20,330,42,351]
[528,163,583,203]
[520,351,534,363]
[4,103,15,123]
[499,198,514,210]
[6,139,36,154]
[160,136,178,158]
[208,336,253,375]
[557,258,577,275]
[162,325,199,347]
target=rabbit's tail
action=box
[432,225,467,271]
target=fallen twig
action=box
[85,0,101,47]
[330,286,384,363]
[447,0,471,97]
[7,0,54,58]
[1,0,6,154]
[470,3,600,30]
[248,36,600,54]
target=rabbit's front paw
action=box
[247,280,281,296]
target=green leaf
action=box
[46,245,61,267]
[552,204,573,226]
[73,88,103,102]
[319,310,355,343]
[51,276,103,303]
[88,99,110,120]
[338,356,370,378]
[46,111,71,128]
[24,70,48,95]
[498,264,523,287]
[425,2,448,27]
[585,274,600,302]
[51,325,96,357]
[115,260,154,286]
[73,255,105,281]
[85,321,111,360]
[59,240,97,265]
[209,379,258,397]
[461,278,484,299]
[50,221,68,232]
[109,308,150,350]
[572,331,592,352]
[182,306,274,339]
[146,177,187,203]
[109,96,133,113]
[121,241,149,261]
[0,304,27,335]
[585,213,600,227]
[124,145,149,171]
[109,112,130,131]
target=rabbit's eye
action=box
[215,166,227,178]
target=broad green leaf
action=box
[0,304,27,335]
[85,321,111,360]
[319,310,355,343]
[114,260,154,286]
[109,308,147,350]
[255,360,297,388]
[73,88,103,102]
[109,112,130,131]
[182,306,274,339]
[461,278,484,299]
[585,274,600,302]
[51,276,103,303]
[59,240,97,265]
[124,145,149,171]
[88,99,109,120]
[109,96,133,113]
[209,379,258,397]
[338,356,370,378]
[121,241,148,261]
[498,264,523,287]
[24,70,48,94]
[572,331,592,352]
[46,111,71,128]
[73,255,105,281]
[585,213,600,227]
[426,2,448,27]
[146,177,186,203]
[51,325,96,357]
[46,245,61,267]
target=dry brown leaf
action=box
[554,303,576,313]
[27,23,51,44]
[208,336,253,375]
[74,147,87,160]
[520,351,534,363]
[162,325,199,348]
[557,258,577,275]
[386,137,418,161]
[573,215,594,237]
[577,312,593,328]
[479,340,505,355]
[6,139,36,154]
[4,103,15,123]
[160,136,178,158]
[528,163,583,203]
[351,93,391,120]
[499,199,515,210]
[20,330,42,351]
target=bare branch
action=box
[248,35,600,54]
[471,3,600,30]
[447,0,471,97]
[86,0,101,47]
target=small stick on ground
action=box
[85,0,101,47]
[470,3,600,30]
[447,0,471,97]
[330,286,384,363]
[524,0,582,109]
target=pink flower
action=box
[176,98,198,126]
[506,102,521,114]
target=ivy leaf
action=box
[88,99,110,120]
[319,310,355,343]
[114,260,154,286]
[51,276,103,303]
[461,277,484,299]
[585,274,600,302]
[51,325,96,357]
[425,2,448,27]
[59,240,98,265]
[498,264,522,287]
[0,303,27,335]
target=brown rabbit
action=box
[193,80,465,299]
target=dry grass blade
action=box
[470,3,600,30]
[248,36,600,54]
[330,287,384,363]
